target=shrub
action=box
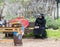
[46,17,59,29]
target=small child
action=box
[13,24,25,46]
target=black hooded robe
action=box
[34,17,47,38]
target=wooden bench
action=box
[0,27,22,46]
[25,22,35,34]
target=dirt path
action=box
[0,38,60,47]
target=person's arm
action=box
[21,25,25,36]
[42,19,46,27]
[35,18,38,26]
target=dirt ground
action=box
[0,34,60,47]
[0,38,60,47]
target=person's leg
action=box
[34,35,37,38]
[39,29,43,38]
[5,33,8,37]
[9,33,13,37]
[5,32,9,38]
[37,35,41,38]
[34,35,39,38]
[8,33,11,37]
[17,34,22,46]
[13,32,23,46]
[34,29,39,38]
[41,30,47,39]
[42,30,47,38]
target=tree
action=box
[0,0,57,20]
[0,0,5,20]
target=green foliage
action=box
[28,18,36,22]
[0,0,3,3]
[5,0,17,3]
[46,17,60,29]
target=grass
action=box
[46,29,60,38]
